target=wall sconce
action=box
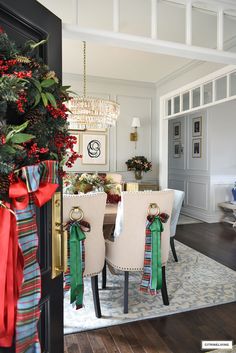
[130,117,141,148]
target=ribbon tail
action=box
[150,218,163,292]
[0,206,24,347]
[69,225,86,309]
[34,183,58,207]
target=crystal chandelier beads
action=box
[68,42,120,129]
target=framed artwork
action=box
[192,138,201,158]
[173,141,181,158]
[192,116,202,137]
[82,133,106,165]
[173,122,181,139]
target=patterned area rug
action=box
[64,241,236,334]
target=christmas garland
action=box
[0,27,79,201]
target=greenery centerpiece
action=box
[63,173,121,203]
[125,156,152,180]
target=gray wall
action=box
[63,73,158,183]
[168,100,236,222]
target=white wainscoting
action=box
[170,174,235,222]
[186,180,208,210]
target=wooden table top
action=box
[104,203,118,225]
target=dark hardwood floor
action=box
[64,222,236,353]
[176,222,236,271]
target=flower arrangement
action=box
[63,172,121,203]
[0,28,80,200]
[125,156,152,172]
[75,173,103,194]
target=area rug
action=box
[64,241,236,334]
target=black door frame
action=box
[0,1,63,352]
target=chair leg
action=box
[170,237,178,262]
[102,261,107,289]
[124,271,129,314]
[91,275,102,318]
[161,266,169,306]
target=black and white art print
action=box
[82,134,106,165]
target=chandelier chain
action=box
[83,41,86,97]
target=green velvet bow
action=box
[150,216,164,291]
[69,223,86,308]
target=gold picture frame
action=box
[192,138,201,158]
[173,141,181,158]
[173,122,181,139]
[192,116,202,137]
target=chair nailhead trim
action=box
[84,271,101,278]
[106,259,143,271]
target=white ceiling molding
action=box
[63,25,236,65]
[155,33,236,87]
[155,60,204,88]
[63,72,156,88]
[164,0,236,13]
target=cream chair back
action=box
[63,193,107,277]
[106,190,174,271]
[106,173,122,184]
[170,189,185,237]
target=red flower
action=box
[14,70,32,78]
[16,92,27,113]
[47,103,68,120]
[0,135,6,145]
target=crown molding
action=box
[155,60,204,88]
[155,34,236,89]
[63,72,156,89]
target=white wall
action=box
[63,73,158,183]
[168,100,236,222]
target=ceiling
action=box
[38,0,236,83]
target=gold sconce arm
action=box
[130,127,138,142]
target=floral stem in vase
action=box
[134,170,142,180]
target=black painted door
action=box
[0,1,64,352]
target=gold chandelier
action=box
[68,41,120,129]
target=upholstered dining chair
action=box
[169,189,185,262]
[63,192,107,318]
[104,190,174,313]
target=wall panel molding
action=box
[186,180,208,210]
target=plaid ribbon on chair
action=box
[140,213,169,295]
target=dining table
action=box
[104,203,118,224]
[103,203,118,240]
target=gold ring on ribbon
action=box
[69,206,84,221]
[148,203,160,216]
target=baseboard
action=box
[181,206,223,223]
